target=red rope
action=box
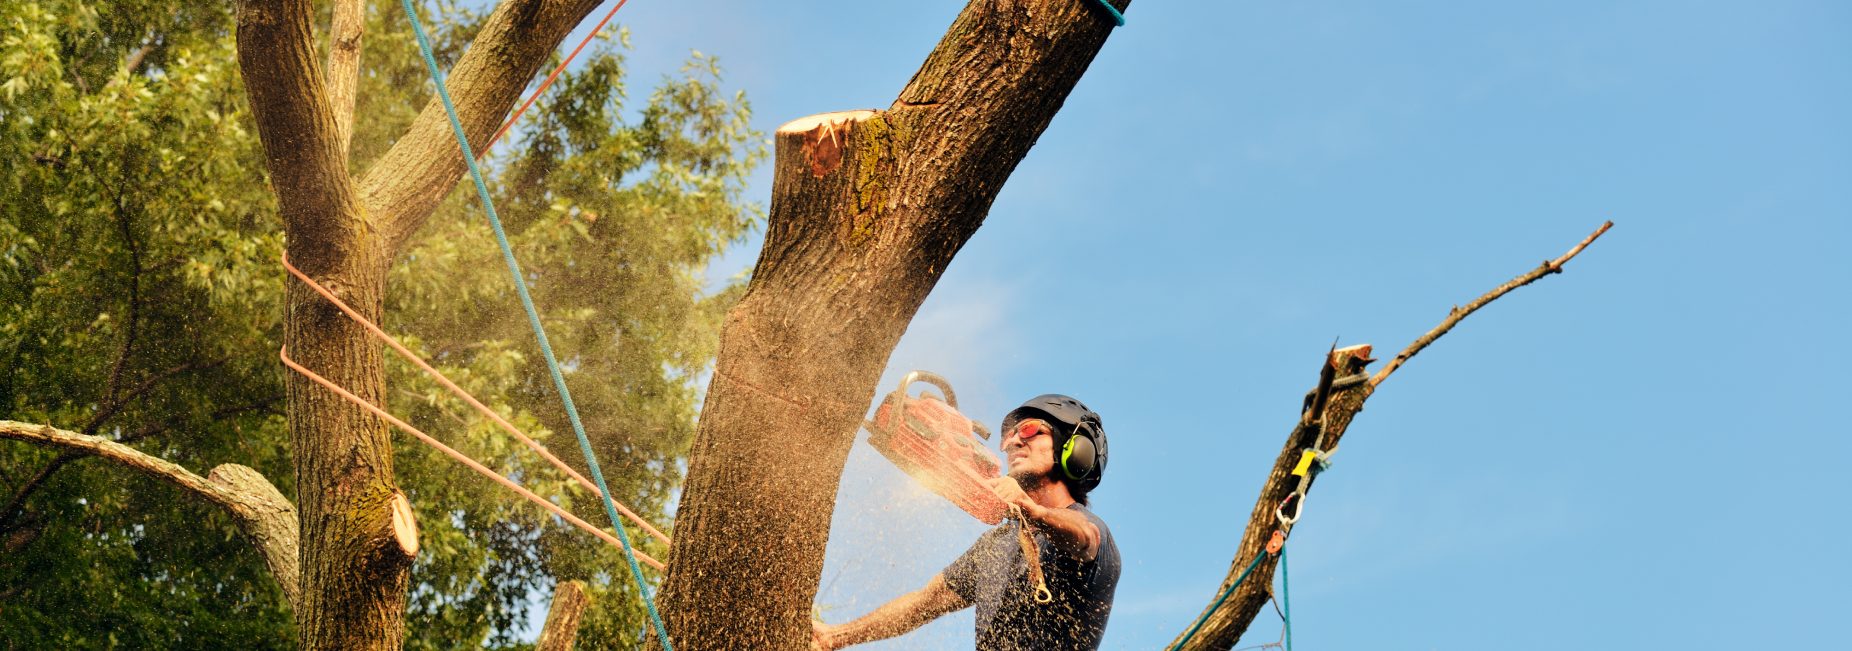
[281,346,665,570]
[280,254,671,547]
[483,0,631,154]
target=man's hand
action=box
[990,476,1100,562]
[989,476,1047,520]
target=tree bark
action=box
[235,0,604,647]
[1167,223,1612,649]
[535,580,591,651]
[0,421,303,615]
[327,0,364,162]
[658,2,1130,649]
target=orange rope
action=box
[281,254,670,547]
[280,345,665,571]
[483,0,631,154]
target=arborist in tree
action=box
[813,395,1122,650]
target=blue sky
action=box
[525,0,1849,647]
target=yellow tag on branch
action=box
[1292,450,1319,477]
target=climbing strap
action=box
[1010,505,1054,604]
[397,1,671,648]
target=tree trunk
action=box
[236,0,605,646]
[658,2,1131,648]
[536,580,591,651]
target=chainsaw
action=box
[862,371,1010,525]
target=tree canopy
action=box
[0,0,762,647]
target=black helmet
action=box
[1002,394,1107,494]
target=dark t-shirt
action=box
[942,504,1120,650]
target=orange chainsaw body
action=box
[864,371,1009,525]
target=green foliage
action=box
[1,0,762,647]
[0,0,291,647]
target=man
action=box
[813,395,1121,650]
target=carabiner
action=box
[1275,493,1303,527]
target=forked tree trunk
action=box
[235,0,606,646]
[658,1,1131,649]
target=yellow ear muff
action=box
[1060,435,1095,481]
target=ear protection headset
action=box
[1003,394,1108,494]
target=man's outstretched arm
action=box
[812,573,969,650]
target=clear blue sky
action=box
[539,0,1848,647]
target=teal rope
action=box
[396,2,673,648]
[1281,547,1293,651]
[1170,550,1270,651]
[1087,0,1127,27]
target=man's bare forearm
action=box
[818,574,967,649]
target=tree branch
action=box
[124,31,161,74]
[236,0,367,267]
[358,0,606,258]
[0,394,283,537]
[0,420,301,615]
[1370,220,1613,388]
[1169,222,1612,649]
[328,0,365,162]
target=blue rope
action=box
[1087,0,1127,27]
[1170,550,1270,651]
[1281,546,1293,651]
[396,3,673,648]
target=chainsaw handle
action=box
[898,370,959,409]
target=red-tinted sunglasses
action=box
[1009,418,1054,442]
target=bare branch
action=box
[0,420,301,614]
[124,32,160,73]
[359,0,606,257]
[328,0,365,161]
[0,394,283,536]
[1370,221,1613,387]
[1171,222,1614,648]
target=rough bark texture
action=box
[535,580,591,651]
[657,2,1131,649]
[1167,223,1612,649]
[233,0,604,647]
[327,0,364,161]
[0,421,303,615]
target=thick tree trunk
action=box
[658,2,1131,649]
[238,1,414,646]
